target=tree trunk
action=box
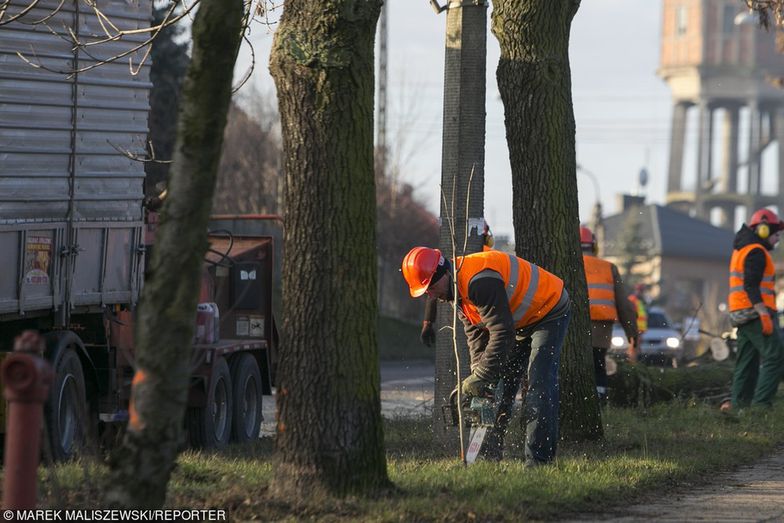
[492,0,602,441]
[269,0,389,497]
[104,0,244,507]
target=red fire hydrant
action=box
[1,331,53,510]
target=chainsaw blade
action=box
[465,426,487,465]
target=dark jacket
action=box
[425,277,568,382]
[733,224,773,306]
[459,277,568,382]
[425,279,517,381]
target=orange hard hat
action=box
[749,208,781,228]
[401,247,442,298]
[579,226,595,247]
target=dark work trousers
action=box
[731,317,784,408]
[481,303,571,464]
[593,347,608,399]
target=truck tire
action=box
[230,354,263,443]
[45,348,87,461]
[187,357,232,449]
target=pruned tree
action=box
[375,82,439,322]
[213,99,282,214]
[269,0,390,497]
[491,0,603,441]
[376,179,439,322]
[104,0,246,507]
[616,209,647,282]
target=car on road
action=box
[609,306,684,367]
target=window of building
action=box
[723,4,737,33]
[676,5,688,36]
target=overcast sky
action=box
[236,1,681,239]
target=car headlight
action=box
[666,337,681,349]
[611,336,625,348]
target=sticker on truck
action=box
[23,234,52,285]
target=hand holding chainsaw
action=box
[461,372,493,398]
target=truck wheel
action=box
[45,348,87,461]
[187,357,232,449]
[230,354,263,443]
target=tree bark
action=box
[104,0,244,507]
[269,0,390,497]
[492,0,602,441]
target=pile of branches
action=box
[607,361,733,408]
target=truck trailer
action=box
[0,0,277,459]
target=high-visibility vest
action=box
[628,294,647,332]
[583,254,618,322]
[455,250,564,329]
[728,244,776,311]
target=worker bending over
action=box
[402,247,570,466]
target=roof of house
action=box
[601,204,734,262]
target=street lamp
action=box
[577,164,604,253]
[577,163,601,205]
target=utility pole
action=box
[376,1,389,313]
[430,0,487,448]
[376,0,388,177]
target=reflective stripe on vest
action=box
[455,251,564,329]
[728,244,776,311]
[628,294,647,332]
[583,254,619,322]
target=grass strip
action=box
[34,399,784,521]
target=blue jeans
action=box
[482,303,570,463]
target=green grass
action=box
[35,400,784,521]
[377,315,433,361]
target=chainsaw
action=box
[442,380,504,464]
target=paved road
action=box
[379,360,434,419]
[260,360,434,436]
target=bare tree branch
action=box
[0,0,42,27]
[108,139,173,165]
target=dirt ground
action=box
[568,449,784,522]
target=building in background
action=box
[659,0,784,228]
[601,202,734,335]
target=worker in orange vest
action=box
[580,226,638,402]
[420,223,495,346]
[402,247,570,465]
[723,208,784,411]
[626,283,648,364]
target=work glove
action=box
[760,312,774,336]
[461,373,492,398]
[420,321,436,347]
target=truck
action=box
[0,0,277,459]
